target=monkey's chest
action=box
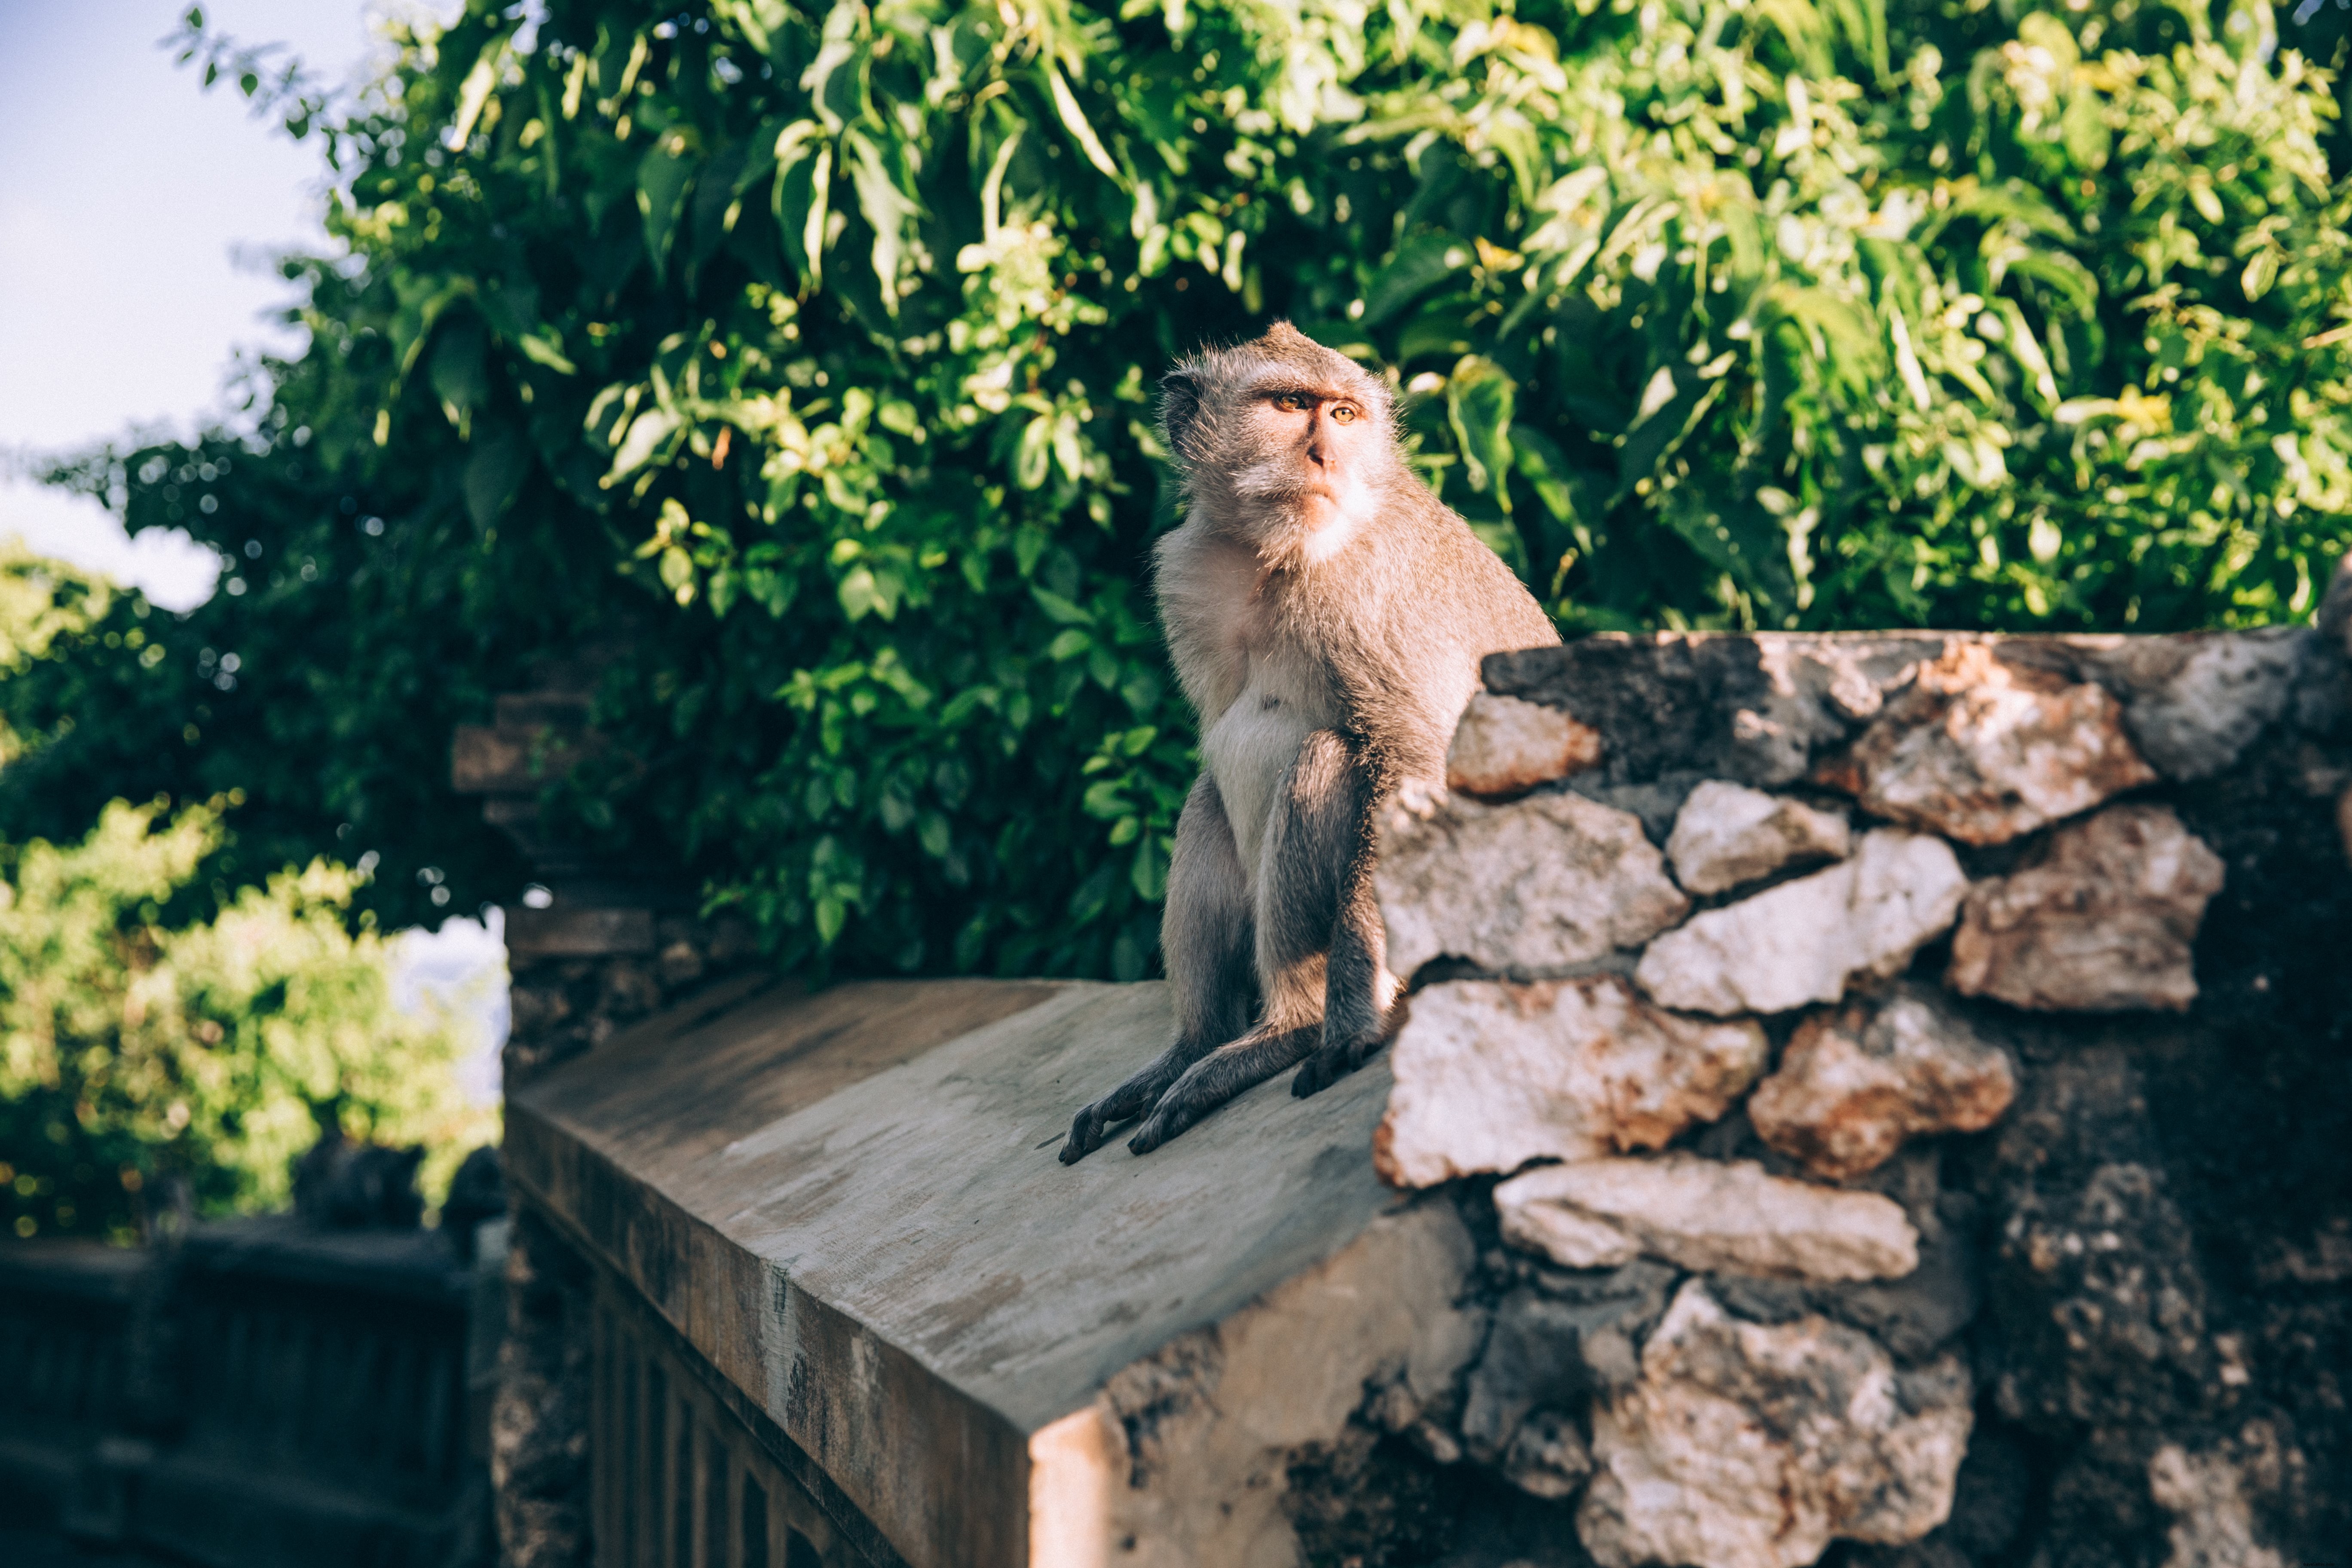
[1201,667,1337,883]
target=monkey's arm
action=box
[1291,802,1390,1098]
[1125,730,1370,1153]
[1059,773,1255,1164]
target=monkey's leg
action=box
[1127,732,1353,1155]
[1294,755,1396,1099]
[1291,864,1395,1097]
[1059,774,1254,1165]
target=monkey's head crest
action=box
[1158,323,1401,550]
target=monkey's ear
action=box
[1160,367,1204,464]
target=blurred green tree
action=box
[0,551,495,1240]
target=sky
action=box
[0,0,505,1096]
[0,1,430,607]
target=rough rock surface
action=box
[1698,1148,1985,1366]
[1494,1155,1921,1282]
[1457,1265,1679,1478]
[2083,628,2305,782]
[493,1209,594,1568]
[1815,643,2159,845]
[1446,691,1603,797]
[1483,632,1952,788]
[1375,977,1768,1188]
[1948,804,2225,1012]
[2148,1442,2288,1568]
[1748,985,2017,1181]
[1377,784,1689,980]
[1577,1281,1974,1568]
[1663,779,1853,895]
[1633,830,1967,1016]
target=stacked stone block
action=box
[1355,590,2352,1568]
[450,661,763,1568]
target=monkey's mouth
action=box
[1235,462,1346,509]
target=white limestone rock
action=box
[1633,830,1967,1017]
[1446,691,1603,797]
[1578,1281,1974,1568]
[1494,1155,1920,1282]
[1665,779,1853,895]
[2148,1440,2288,1568]
[1749,985,2018,1182]
[1947,804,2225,1012]
[1378,786,1690,980]
[1814,642,2158,845]
[1375,978,1768,1188]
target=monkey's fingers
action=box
[1059,1089,1150,1165]
[1125,1098,1196,1157]
[1059,1104,1113,1165]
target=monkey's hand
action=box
[1291,1031,1384,1099]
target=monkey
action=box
[1058,322,1560,1164]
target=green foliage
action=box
[31,0,2352,987]
[0,788,496,1243]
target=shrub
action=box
[0,790,495,1241]
[30,0,2352,986]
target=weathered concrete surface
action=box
[1377,784,1689,979]
[1446,690,1603,796]
[1579,1281,1973,1568]
[1375,977,1767,1188]
[1948,804,2226,1012]
[1633,830,1967,1016]
[1494,1156,1920,1282]
[506,973,1443,1568]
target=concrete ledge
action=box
[506,974,1456,1568]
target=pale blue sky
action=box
[0,0,504,1083]
[0,1,442,607]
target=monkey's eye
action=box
[1329,402,1360,424]
[1272,392,1308,412]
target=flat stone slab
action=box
[506,974,1452,1568]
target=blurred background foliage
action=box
[0,559,494,1240]
[10,0,2352,1231]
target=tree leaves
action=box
[36,0,2352,1002]
[638,128,701,281]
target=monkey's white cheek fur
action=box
[1300,490,1373,562]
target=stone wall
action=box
[1346,586,2352,1567]
[489,917,759,1568]
[453,660,764,1568]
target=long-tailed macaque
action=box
[1059,323,1559,1163]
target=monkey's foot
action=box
[1059,1098,1136,1165]
[1058,1063,1183,1165]
[1124,1096,1196,1157]
[1292,1031,1384,1098]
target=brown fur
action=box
[1059,323,1559,1162]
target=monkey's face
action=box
[1229,383,1386,552]
[1161,324,1400,559]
